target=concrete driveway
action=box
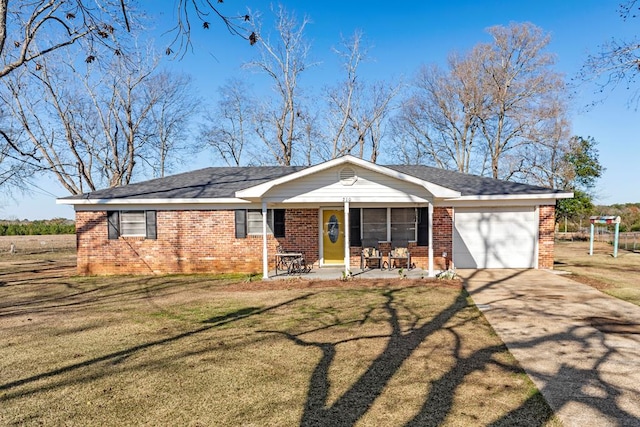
[460,269,640,427]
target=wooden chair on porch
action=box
[388,241,411,270]
[360,239,382,270]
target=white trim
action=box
[428,203,434,277]
[440,198,562,209]
[344,198,350,276]
[236,155,461,199]
[57,198,251,206]
[318,211,324,266]
[72,203,258,212]
[262,195,430,204]
[451,207,456,272]
[444,192,573,202]
[319,207,345,267]
[262,202,269,280]
[534,205,540,269]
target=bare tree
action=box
[0,0,129,80]
[0,1,251,197]
[294,105,322,166]
[166,0,256,57]
[201,77,255,167]
[145,71,199,177]
[508,98,571,187]
[0,1,253,74]
[1,48,193,194]
[0,0,131,193]
[392,52,484,173]
[325,31,365,159]
[324,31,400,162]
[367,81,397,163]
[392,22,568,184]
[476,23,567,180]
[581,0,640,105]
[245,5,314,166]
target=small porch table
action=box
[275,252,305,275]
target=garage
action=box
[453,206,538,268]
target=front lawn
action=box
[555,240,640,307]
[0,258,558,426]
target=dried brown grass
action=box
[555,240,640,306]
[0,253,559,426]
[0,234,75,254]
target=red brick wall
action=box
[433,207,453,270]
[279,209,319,267]
[349,242,432,270]
[76,209,318,275]
[76,204,551,275]
[538,205,556,269]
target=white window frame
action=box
[361,208,417,242]
[362,208,387,242]
[248,209,274,235]
[120,211,147,237]
[391,208,417,243]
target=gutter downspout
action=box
[262,201,269,279]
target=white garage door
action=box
[453,207,538,268]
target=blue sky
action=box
[3,0,639,219]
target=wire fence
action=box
[556,230,640,252]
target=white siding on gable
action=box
[262,165,432,204]
[453,207,538,269]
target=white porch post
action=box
[428,202,434,277]
[344,197,350,276]
[262,201,269,279]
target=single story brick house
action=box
[58,155,572,278]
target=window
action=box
[107,211,156,240]
[362,208,387,242]
[359,207,426,244]
[391,208,417,242]
[235,209,285,238]
[121,211,147,237]
[247,209,274,235]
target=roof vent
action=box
[339,167,357,186]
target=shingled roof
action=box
[386,165,563,196]
[63,166,306,200]
[61,162,563,201]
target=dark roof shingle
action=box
[387,165,563,196]
[61,163,563,201]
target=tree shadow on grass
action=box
[261,281,556,427]
[263,269,640,426]
[3,269,639,425]
[0,293,314,396]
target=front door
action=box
[322,209,345,265]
